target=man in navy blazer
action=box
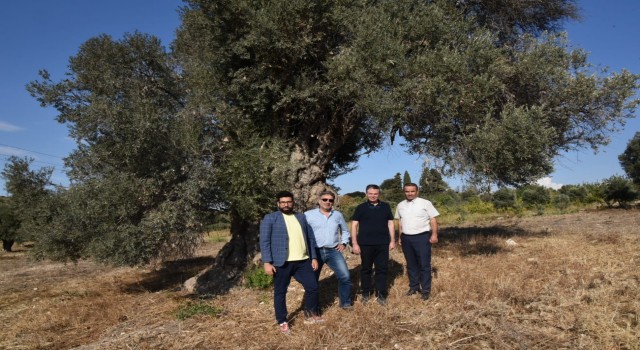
[260,190,323,334]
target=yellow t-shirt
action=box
[282,213,309,261]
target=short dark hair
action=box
[365,184,380,191]
[276,191,294,200]
[404,182,419,189]
[318,190,335,199]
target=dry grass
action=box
[1,209,638,349]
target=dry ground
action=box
[1,209,638,350]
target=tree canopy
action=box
[619,132,640,185]
[420,167,451,194]
[18,0,640,281]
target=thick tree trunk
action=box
[289,145,333,211]
[2,240,14,252]
[184,211,260,294]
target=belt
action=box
[402,231,430,236]
[319,245,338,249]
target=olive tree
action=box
[27,0,639,292]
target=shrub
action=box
[559,185,589,204]
[461,196,494,214]
[602,175,639,208]
[581,182,605,204]
[429,190,459,207]
[552,193,571,212]
[519,184,550,214]
[492,188,516,210]
[246,267,273,289]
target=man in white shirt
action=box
[394,183,439,300]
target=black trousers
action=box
[359,244,389,298]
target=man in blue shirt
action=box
[305,190,353,309]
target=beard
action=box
[279,207,293,214]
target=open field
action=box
[1,209,638,349]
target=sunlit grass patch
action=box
[204,229,230,243]
[175,301,223,320]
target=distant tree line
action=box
[337,163,639,223]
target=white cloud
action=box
[0,121,23,132]
[536,177,563,190]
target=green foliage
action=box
[429,190,460,208]
[580,182,606,204]
[245,267,273,290]
[26,34,223,265]
[175,301,223,320]
[460,196,494,214]
[1,157,54,243]
[177,0,639,192]
[343,191,365,199]
[420,168,450,195]
[216,134,293,220]
[519,184,551,214]
[492,188,517,210]
[380,173,402,191]
[559,184,589,204]
[455,0,579,43]
[619,131,640,185]
[602,175,639,208]
[337,194,361,222]
[176,0,385,189]
[380,173,404,204]
[552,193,571,212]
[403,171,412,187]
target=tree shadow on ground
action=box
[120,256,216,293]
[438,224,548,257]
[120,225,544,294]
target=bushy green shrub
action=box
[602,176,638,208]
[461,196,494,214]
[581,182,605,204]
[552,193,571,212]
[519,184,550,214]
[246,267,274,289]
[492,188,516,210]
[558,185,588,204]
[429,190,459,207]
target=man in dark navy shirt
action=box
[350,184,396,305]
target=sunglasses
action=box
[320,198,334,203]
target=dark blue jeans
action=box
[315,246,352,307]
[272,259,319,324]
[359,244,389,298]
[401,232,432,294]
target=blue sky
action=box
[1,0,639,196]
